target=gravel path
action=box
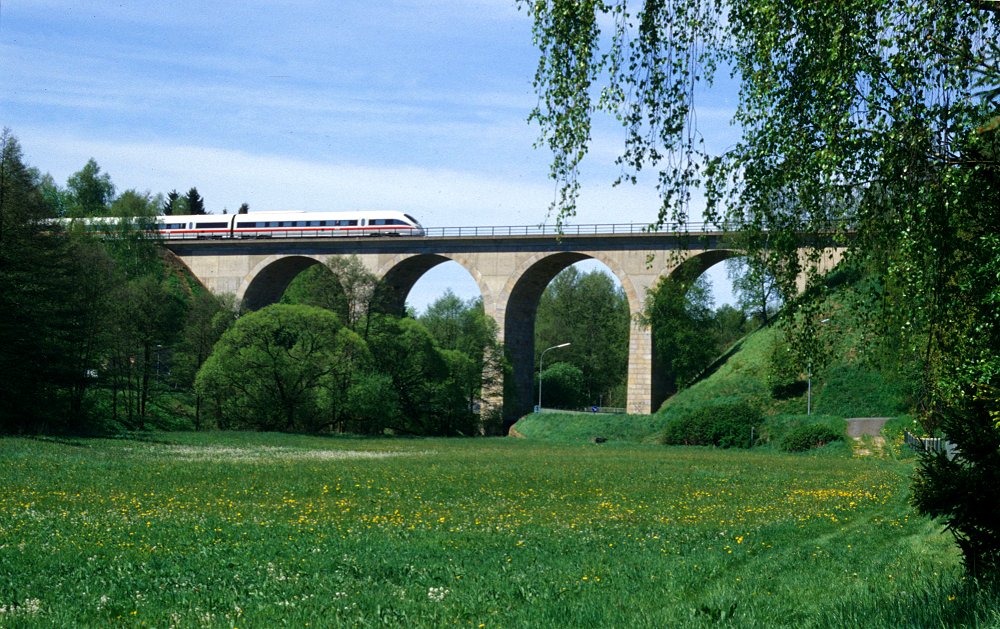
[845,417,891,438]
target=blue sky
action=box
[1,0,740,310]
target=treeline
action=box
[0,130,502,436]
[0,131,208,433]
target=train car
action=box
[155,214,235,239]
[230,210,425,238]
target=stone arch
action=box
[632,248,739,410]
[499,250,643,317]
[375,253,493,315]
[238,254,325,310]
[666,249,740,284]
[500,251,636,419]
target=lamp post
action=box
[537,342,571,412]
[807,360,812,416]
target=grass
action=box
[1,432,997,627]
[511,410,660,443]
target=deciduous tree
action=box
[534,266,629,406]
[196,304,364,431]
[66,158,115,217]
[522,0,1000,575]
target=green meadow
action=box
[1,432,996,627]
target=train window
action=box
[196,222,227,229]
[240,222,257,228]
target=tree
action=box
[163,190,182,216]
[196,304,367,432]
[281,256,391,338]
[537,361,586,409]
[0,131,99,432]
[522,0,1000,575]
[419,290,467,349]
[326,255,388,338]
[641,274,720,394]
[726,258,781,325]
[534,266,630,406]
[366,316,453,435]
[172,291,238,430]
[110,189,160,219]
[102,274,186,430]
[66,158,115,217]
[282,264,349,316]
[419,291,506,432]
[714,303,751,351]
[238,202,250,215]
[185,187,206,215]
[37,173,68,217]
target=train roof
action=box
[232,210,418,221]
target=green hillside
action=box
[512,268,914,446]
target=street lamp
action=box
[537,342,571,412]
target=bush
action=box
[659,401,761,448]
[537,361,586,409]
[813,365,910,417]
[766,333,803,398]
[780,424,843,452]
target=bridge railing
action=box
[421,223,701,237]
[159,222,728,240]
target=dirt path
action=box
[846,417,890,456]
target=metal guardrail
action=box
[156,222,727,241]
[420,223,714,238]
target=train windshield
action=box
[403,214,422,226]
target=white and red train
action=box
[69,210,426,239]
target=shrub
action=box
[780,424,843,452]
[767,333,803,398]
[660,401,761,448]
[537,361,586,409]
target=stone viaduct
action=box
[164,228,842,421]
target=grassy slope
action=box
[513,270,913,445]
[1,432,995,627]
